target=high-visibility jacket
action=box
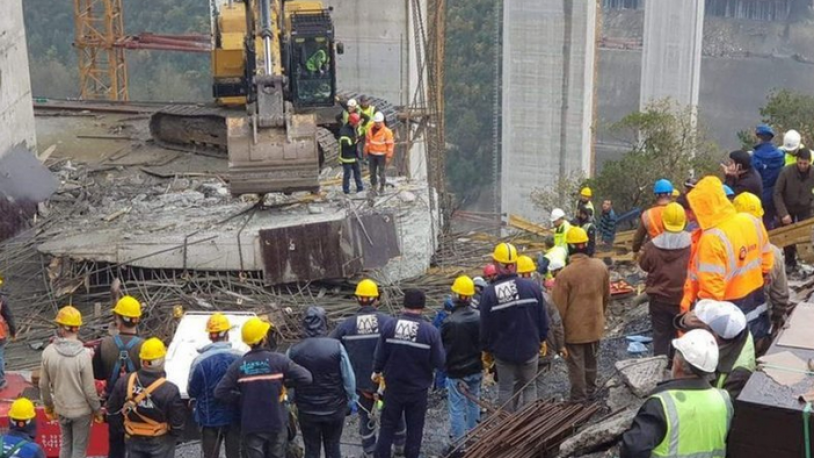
[685,177,773,314]
[364,125,395,159]
[544,246,568,279]
[359,105,377,136]
[715,332,755,390]
[576,200,595,219]
[553,221,572,249]
[650,387,733,458]
[124,373,169,437]
[642,204,667,239]
[680,229,703,313]
[782,143,805,166]
[338,124,358,164]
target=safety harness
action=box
[108,335,141,392]
[123,373,169,437]
[0,436,29,458]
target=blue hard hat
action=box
[723,185,734,197]
[654,179,674,195]
[755,124,775,138]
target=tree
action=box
[529,170,586,215]
[758,88,814,146]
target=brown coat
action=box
[638,231,692,304]
[552,254,610,344]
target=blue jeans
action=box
[342,162,363,194]
[446,373,482,443]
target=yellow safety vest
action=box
[715,333,756,389]
[553,221,572,249]
[651,387,733,458]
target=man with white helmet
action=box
[781,129,804,166]
[471,277,488,309]
[550,209,571,249]
[675,299,755,399]
[620,329,734,458]
[364,111,395,194]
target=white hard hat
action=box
[672,329,719,373]
[473,277,488,289]
[693,299,746,340]
[373,112,385,123]
[548,258,565,272]
[550,208,566,222]
[347,99,358,108]
[784,129,801,151]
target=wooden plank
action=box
[769,219,814,248]
[507,214,550,236]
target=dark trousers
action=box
[565,341,599,401]
[108,420,126,458]
[299,411,344,458]
[243,430,287,458]
[359,391,405,454]
[369,155,387,190]
[201,425,241,458]
[375,390,428,458]
[649,299,679,359]
[342,162,364,194]
[126,435,176,458]
[783,209,812,267]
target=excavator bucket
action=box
[226,113,321,196]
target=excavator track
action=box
[149,105,231,156]
[316,126,339,166]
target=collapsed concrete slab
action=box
[615,356,668,397]
[557,408,636,458]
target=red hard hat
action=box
[348,113,361,126]
[483,264,497,277]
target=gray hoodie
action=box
[39,337,101,418]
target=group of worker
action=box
[339,97,395,195]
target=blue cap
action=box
[755,124,775,138]
[723,185,734,197]
[654,179,674,195]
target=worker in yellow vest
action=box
[550,208,572,249]
[620,329,733,458]
[576,187,595,221]
[107,338,186,458]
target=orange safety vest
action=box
[123,373,169,437]
[680,228,703,313]
[641,205,667,239]
[364,125,395,159]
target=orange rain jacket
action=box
[364,124,395,159]
[680,177,773,314]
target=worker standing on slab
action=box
[733,192,791,345]
[551,209,572,249]
[781,129,804,165]
[215,318,313,458]
[0,274,18,391]
[538,236,568,280]
[598,200,618,248]
[440,276,482,456]
[364,112,395,194]
[92,295,143,458]
[288,306,357,458]
[188,313,243,458]
[620,329,733,458]
[39,306,101,458]
[480,243,548,412]
[482,264,498,284]
[632,179,675,256]
[1,397,46,458]
[339,113,364,195]
[675,300,755,399]
[638,203,691,360]
[684,176,774,342]
[107,338,185,458]
[576,187,595,221]
[773,148,814,271]
[751,124,785,229]
[553,228,610,402]
[723,150,763,198]
[331,279,405,458]
[575,207,597,257]
[373,289,445,458]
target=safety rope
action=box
[804,402,812,458]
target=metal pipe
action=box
[259,0,274,75]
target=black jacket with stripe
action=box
[373,312,445,395]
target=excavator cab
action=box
[288,10,336,108]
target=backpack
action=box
[108,335,142,392]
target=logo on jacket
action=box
[394,320,419,343]
[739,246,747,261]
[495,280,519,304]
[356,314,379,335]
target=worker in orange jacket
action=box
[681,176,774,340]
[632,179,675,255]
[364,112,395,194]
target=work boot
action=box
[379,184,385,193]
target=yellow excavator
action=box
[149,0,340,195]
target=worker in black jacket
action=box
[0,285,18,391]
[373,289,445,458]
[107,338,186,458]
[288,307,358,458]
[441,276,482,455]
[339,113,364,194]
[480,243,548,413]
[330,279,404,457]
[214,318,313,458]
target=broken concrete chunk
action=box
[398,190,417,203]
[558,408,636,458]
[607,383,643,413]
[615,356,668,397]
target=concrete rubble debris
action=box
[615,356,668,397]
[605,376,644,413]
[557,408,637,458]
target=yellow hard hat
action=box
[113,295,142,319]
[671,189,681,197]
[242,317,271,346]
[355,279,379,298]
[662,202,686,232]
[492,242,518,264]
[517,255,536,274]
[733,192,764,218]
[206,313,231,334]
[0,274,4,287]
[580,187,592,198]
[139,337,167,361]
[55,306,83,328]
[451,275,475,297]
[565,227,589,245]
[9,398,36,421]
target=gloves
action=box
[44,407,55,422]
[539,341,548,358]
[481,351,495,370]
[559,347,569,359]
[371,372,382,384]
[94,411,105,424]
